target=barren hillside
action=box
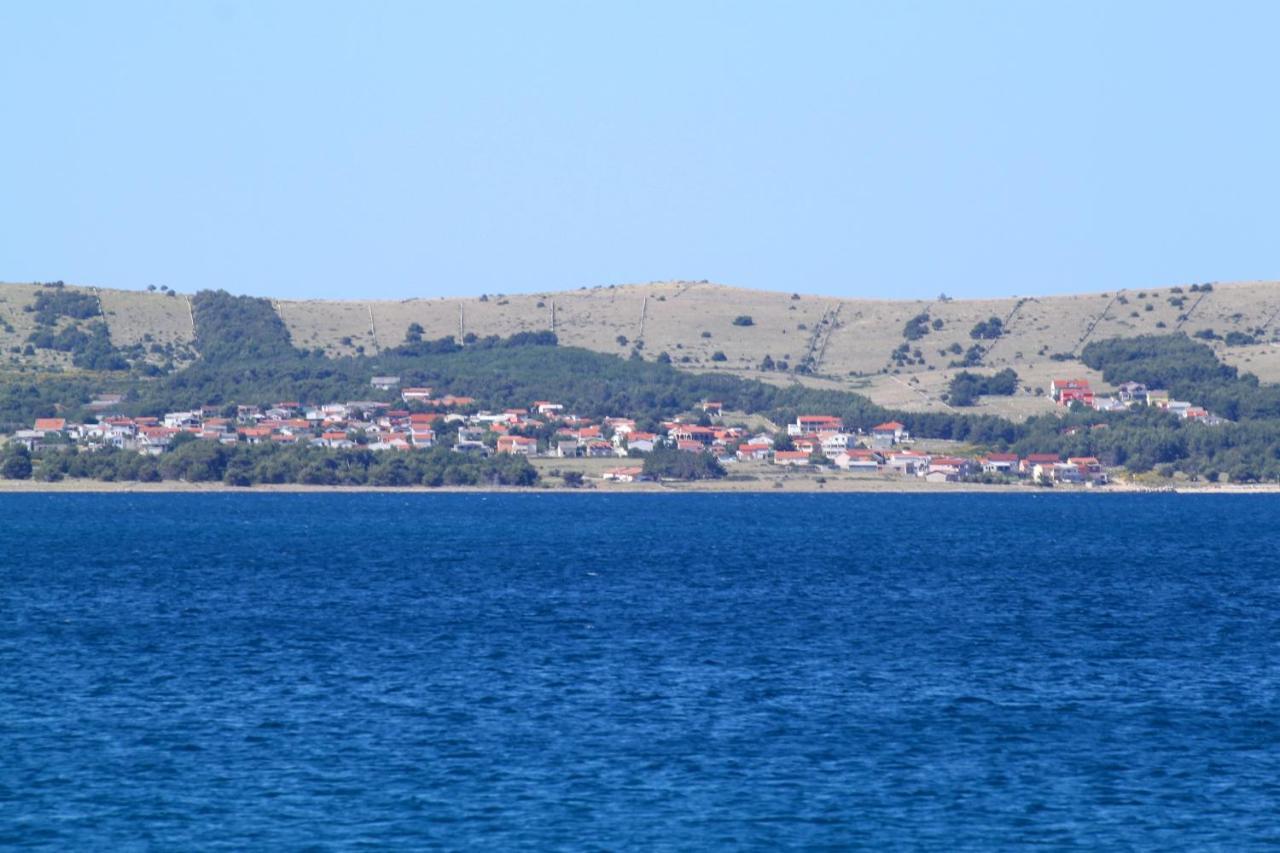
[3,279,1279,418]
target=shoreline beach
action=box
[1,477,1275,495]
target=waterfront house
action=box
[833,449,882,471]
[773,450,811,466]
[1020,453,1061,475]
[601,466,647,483]
[981,453,1020,474]
[886,449,930,476]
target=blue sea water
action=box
[1,493,1279,850]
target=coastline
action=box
[1,477,1276,495]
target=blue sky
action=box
[2,2,1277,300]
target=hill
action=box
[3,278,1280,418]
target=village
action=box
[1048,377,1227,424]
[6,373,1224,488]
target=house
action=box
[10,429,47,451]
[819,431,853,456]
[320,430,353,448]
[605,418,637,435]
[870,421,909,444]
[792,436,820,455]
[1067,456,1107,483]
[1050,379,1092,405]
[33,418,67,435]
[1145,389,1170,407]
[773,450,811,466]
[410,428,436,448]
[87,394,124,411]
[670,425,716,445]
[496,435,538,456]
[1020,453,1061,476]
[1117,381,1148,403]
[1059,387,1094,407]
[736,443,773,461]
[371,376,400,390]
[927,457,976,479]
[701,401,724,417]
[788,415,843,436]
[675,439,705,453]
[833,449,882,471]
[886,450,930,475]
[622,432,657,454]
[981,453,1020,474]
[238,426,274,445]
[601,466,647,483]
[137,426,179,455]
[554,439,581,458]
[453,439,490,455]
[163,411,202,429]
[1049,462,1085,484]
[1092,396,1126,412]
[401,387,433,402]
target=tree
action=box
[969,317,1004,340]
[732,315,754,326]
[641,448,725,480]
[1,446,32,480]
[405,322,424,344]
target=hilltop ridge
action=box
[2,278,1279,418]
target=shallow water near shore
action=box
[2,493,1278,849]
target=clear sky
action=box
[2,2,1277,300]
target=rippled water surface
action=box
[2,493,1279,849]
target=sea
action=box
[1,493,1278,850]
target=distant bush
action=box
[1224,331,1257,347]
[969,316,1004,340]
[902,313,931,341]
[732,315,754,327]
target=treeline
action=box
[0,441,538,488]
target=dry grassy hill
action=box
[3,279,1279,418]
